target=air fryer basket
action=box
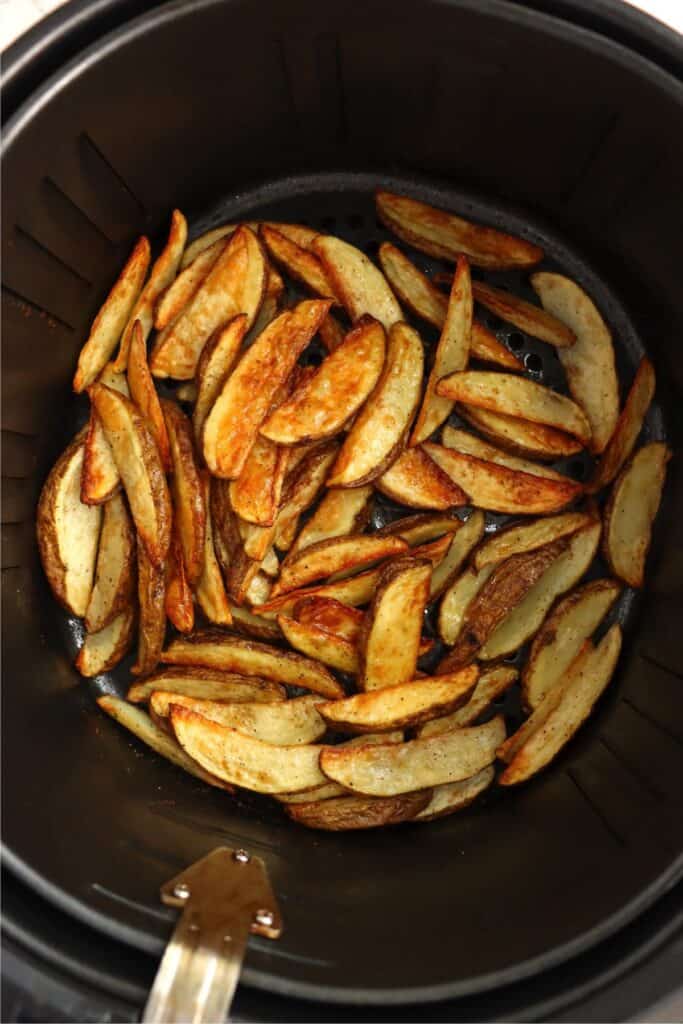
[2,0,683,1008]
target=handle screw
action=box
[255,908,274,928]
[173,883,191,899]
[233,849,250,864]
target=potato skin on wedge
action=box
[286,790,431,831]
[85,492,136,633]
[75,606,135,677]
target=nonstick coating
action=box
[2,0,683,1008]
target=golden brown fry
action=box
[85,493,136,633]
[165,531,194,634]
[473,512,591,570]
[132,542,166,676]
[162,400,206,586]
[438,563,497,646]
[458,404,582,460]
[311,235,402,328]
[128,665,285,704]
[440,426,576,483]
[195,474,232,626]
[288,485,373,558]
[418,667,518,736]
[151,692,325,745]
[155,238,225,331]
[193,315,249,451]
[230,435,290,526]
[273,439,340,551]
[126,320,171,469]
[589,357,656,492]
[318,312,347,352]
[429,509,485,600]
[286,790,430,830]
[472,280,576,348]
[376,445,467,510]
[81,366,130,504]
[273,533,408,597]
[260,224,339,301]
[359,557,431,691]
[75,606,135,677]
[376,510,462,546]
[278,615,358,673]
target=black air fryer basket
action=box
[2,0,683,1019]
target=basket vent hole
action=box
[508,332,524,352]
[525,352,543,373]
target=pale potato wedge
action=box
[276,732,404,803]
[418,667,518,737]
[162,400,205,585]
[473,512,592,570]
[171,707,328,793]
[73,236,150,391]
[376,445,468,510]
[327,321,424,486]
[180,223,259,269]
[429,509,485,600]
[245,571,272,607]
[522,579,621,710]
[321,715,506,795]
[127,320,170,469]
[278,615,358,673]
[155,238,225,331]
[37,430,102,616]
[458,404,582,460]
[238,516,276,564]
[81,415,120,505]
[260,546,280,578]
[437,371,592,445]
[151,692,325,744]
[229,603,282,642]
[84,493,135,632]
[479,521,602,660]
[415,766,495,821]
[165,531,194,634]
[128,665,285,704]
[590,357,656,492]
[260,224,339,301]
[196,474,233,626]
[438,563,497,646]
[440,426,576,483]
[90,384,171,566]
[75,606,135,677]
[531,273,619,453]
[411,256,472,444]
[288,485,373,558]
[210,480,264,604]
[286,790,430,831]
[203,299,332,478]
[311,235,402,329]
[359,557,431,691]
[273,440,341,551]
[257,568,384,617]
[151,226,266,379]
[424,442,582,515]
[376,510,463,546]
[98,362,133,395]
[132,543,166,676]
[261,316,386,445]
[472,280,576,348]
[273,534,408,597]
[97,695,232,790]
[260,222,320,249]
[499,625,622,785]
[193,315,249,451]
[318,312,347,352]
[230,435,289,526]
[376,190,543,269]
[603,442,670,587]
[161,630,343,698]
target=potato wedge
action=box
[376,510,463,546]
[277,732,404,803]
[273,440,341,551]
[359,557,431,691]
[286,790,430,831]
[311,235,401,329]
[531,273,618,452]
[261,222,320,250]
[418,667,518,736]
[590,357,656,492]
[165,532,194,633]
[499,625,622,785]
[472,280,576,348]
[192,315,249,451]
[414,765,495,821]
[260,546,280,578]
[245,571,273,606]
[162,400,205,585]
[84,493,136,632]
[318,312,347,352]
[261,224,339,301]
[203,299,332,478]
[440,426,576,483]
[151,226,266,379]
[261,316,386,445]
[97,695,232,790]
[161,630,343,698]
[424,442,582,515]
[473,512,592,571]
[411,256,472,444]
[90,384,171,566]
[155,238,225,331]
[81,365,130,504]
[273,534,408,597]
[438,563,497,646]
[479,521,602,660]
[376,446,467,510]
[522,579,621,710]
[179,224,241,269]
[376,190,543,269]
[132,543,166,676]
[75,606,135,676]
[278,615,358,673]
[230,435,289,526]
[195,474,232,626]
[288,485,373,558]
[37,431,102,616]
[128,665,285,704]
[429,509,485,600]
[603,442,670,587]
[458,404,582,460]
[126,320,170,469]
[73,236,150,391]
[258,568,384,617]
[151,692,325,745]
[437,372,592,445]
[294,596,364,641]
[321,715,505,796]
[326,321,424,486]
[229,603,282,642]
[171,707,327,793]
[210,480,263,604]
[245,264,285,343]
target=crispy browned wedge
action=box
[203,300,332,477]
[151,692,325,744]
[326,321,424,486]
[245,264,285,343]
[473,512,592,570]
[73,236,150,391]
[318,313,346,352]
[238,514,275,564]
[531,273,618,453]
[321,715,505,795]
[260,222,320,249]
[126,320,171,469]
[128,665,284,704]
[37,430,102,616]
[165,532,194,633]
[90,384,171,566]
[359,557,431,691]
[209,481,263,605]
[193,315,249,451]
[75,606,135,677]
[311,235,402,328]
[273,440,340,551]
[458,404,582,460]
[439,539,569,670]
[440,426,576,483]
[590,358,656,492]
[499,625,621,785]
[522,579,621,710]
[472,280,576,348]
[411,256,472,444]
[261,316,386,445]
[273,534,408,597]
[376,191,543,268]
[376,511,460,546]
[85,493,135,632]
[257,566,384,617]
[414,766,495,821]
[171,707,328,792]
[429,509,485,599]
[97,695,233,790]
[418,667,518,737]
[424,442,582,514]
[294,596,364,640]
[229,603,282,642]
[438,563,497,646]
[437,372,592,445]
[376,446,467,510]
[603,442,670,587]
[289,486,373,558]
[162,400,205,585]
[161,630,343,698]
[261,224,339,301]
[195,474,232,626]
[81,411,121,505]
[132,543,166,676]
[115,210,188,371]
[155,239,226,331]
[230,436,289,527]
[179,224,238,268]
[278,615,358,673]
[151,226,266,379]
[286,790,430,830]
